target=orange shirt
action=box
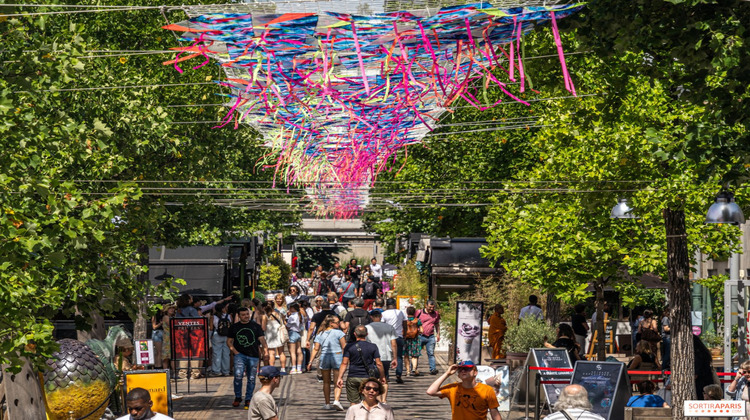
[439,382,499,420]
[488,314,507,342]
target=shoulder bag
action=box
[355,342,379,378]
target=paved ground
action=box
[171,351,460,420]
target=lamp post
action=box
[705,190,745,373]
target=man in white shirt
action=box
[369,258,383,282]
[543,385,605,420]
[518,295,544,325]
[365,310,398,402]
[117,388,174,420]
[380,298,406,384]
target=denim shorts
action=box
[319,352,343,370]
[288,330,301,343]
[152,329,163,342]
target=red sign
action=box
[170,317,209,361]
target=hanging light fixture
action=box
[705,191,745,225]
[610,198,638,219]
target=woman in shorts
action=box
[307,314,346,411]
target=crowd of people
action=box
[133,259,461,419]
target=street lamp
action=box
[610,198,638,219]
[705,190,745,372]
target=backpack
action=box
[363,282,376,298]
[217,314,232,336]
[405,318,419,339]
[347,309,371,342]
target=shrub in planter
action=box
[503,317,556,355]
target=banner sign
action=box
[170,317,209,361]
[134,339,155,366]
[571,361,630,420]
[454,301,484,363]
[684,401,745,417]
[123,369,172,416]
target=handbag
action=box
[355,342,380,378]
[641,327,662,343]
[271,313,289,344]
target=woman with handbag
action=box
[638,309,661,353]
[264,302,289,371]
[308,314,347,411]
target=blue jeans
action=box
[419,335,436,372]
[233,353,259,400]
[211,332,230,375]
[395,337,405,376]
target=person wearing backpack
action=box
[343,298,372,343]
[403,306,423,376]
[359,274,382,311]
[209,302,232,377]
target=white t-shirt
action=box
[117,412,174,420]
[370,263,383,279]
[519,305,543,321]
[544,409,604,420]
[381,308,406,338]
[366,322,396,361]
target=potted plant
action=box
[701,331,724,357]
[503,317,556,361]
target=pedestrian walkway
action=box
[172,351,454,420]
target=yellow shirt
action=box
[439,382,499,420]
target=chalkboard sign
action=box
[570,361,629,420]
[531,348,572,406]
[517,348,571,405]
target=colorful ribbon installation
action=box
[165,2,584,217]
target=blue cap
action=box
[258,366,288,379]
[457,360,476,368]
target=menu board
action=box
[570,361,629,420]
[531,348,572,406]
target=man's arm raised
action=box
[426,365,458,396]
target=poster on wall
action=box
[170,317,208,361]
[454,301,484,363]
[134,339,155,366]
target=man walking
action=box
[226,307,267,409]
[359,274,382,311]
[417,300,441,375]
[343,298,371,343]
[247,366,287,420]
[518,295,544,324]
[335,325,386,406]
[365,310,398,402]
[381,298,406,383]
[369,258,382,282]
[425,360,501,420]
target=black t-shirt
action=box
[229,320,265,358]
[572,314,588,336]
[311,309,339,335]
[360,280,382,299]
[344,308,371,342]
[346,266,361,286]
[343,340,380,378]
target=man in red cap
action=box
[425,360,501,420]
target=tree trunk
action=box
[76,309,106,342]
[595,279,606,361]
[664,207,694,418]
[2,359,46,419]
[546,294,561,325]
[133,243,150,340]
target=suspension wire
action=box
[0,5,165,17]
[14,81,215,93]
[68,179,666,184]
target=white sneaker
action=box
[289,368,298,374]
[332,401,344,411]
[171,394,183,401]
[322,404,332,410]
[280,368,286,373]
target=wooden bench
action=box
[624,407,672,420]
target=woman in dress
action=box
[160,304,176,374]
[264,302,288,371]
[403,306,423,376]
[307,314,346,411]
[544,323,584,363]
[300,299,313,370]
